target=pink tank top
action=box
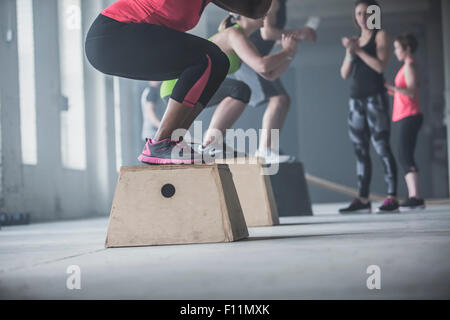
[101,0,210,32]
[392,62,421,122]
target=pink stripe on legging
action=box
[183,54,212,108]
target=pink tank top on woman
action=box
[102,0,211,32]
[392,62,421,122]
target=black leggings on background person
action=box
[348,93,398,198]
[397,114,423,175]
[85,14,230,108]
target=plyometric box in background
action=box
[218,157,279,227]
[269,161,313,217]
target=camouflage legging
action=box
[348,93,398,198]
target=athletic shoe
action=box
[339,198,372,214]
[138,138,200,165]
[255,148,295,164]
[377,197,400,213]
[198,141,247,162]
[400,198,426,212]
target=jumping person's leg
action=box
[86,16,229,108]
[85,15,229,163]
[203,79,251,147]
[233,64,293,163]
[259,94,290,152]
[163,78,250,159]
[204,97,247,146]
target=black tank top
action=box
[250,0,287,56]
[350,29,386,99]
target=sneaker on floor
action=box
[138,138,200,165]
[339,198,372,214]
[255,148,295,164]
[377,197,400,213]
[198,141,247,162]
[400,197,426,212]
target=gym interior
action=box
[0,0,449,300]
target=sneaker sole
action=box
[399,205,426,213]
[138,155,195,165]
[339,209,372,215]
[376,209,400,214]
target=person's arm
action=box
[262,34,299,80]
[228,28,296,80]
[260,0,316,42]
[385,62,419,98]
[402,62,420,97]
[259,0,283,40]
[354,30,391,74]
[212,0,272,19]
[340,37,355,80]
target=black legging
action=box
[348,93,398,198]
[397,114,423,175]
[163,78,251,108]
[85,14,230,108]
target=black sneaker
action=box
[400,198,426,212]
[138,138,201,165]
[339,198,372,214]
[377,197,400,213]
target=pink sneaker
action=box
[138,138,200,165]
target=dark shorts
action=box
[232,62,287,107]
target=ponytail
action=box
[395,33,419,54]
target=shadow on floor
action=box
[244,232,373,242]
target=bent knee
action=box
[232,82,251,104]
[206,46,230,77]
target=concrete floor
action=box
[0,204,449,300]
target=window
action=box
[17,0,38,165]
[58,0,86,170]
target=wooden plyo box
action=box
[217,157,279,227]
[105,164,248,248]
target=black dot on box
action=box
[161,184,176,198]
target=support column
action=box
[31,0,63,220]
[119,78,141,167]
[82,0,115,216]
[0,0,25,214]
[442,0,450,197]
